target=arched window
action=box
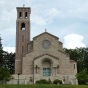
[43,61,51,76]
[25,12,28,18]
[21,23,25,30]
[19,12,22,18]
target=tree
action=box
[0,67,12,84]
[0,36,4,67]
[0,36,15,73]
[64,47,88,73]
[64,47,88,84]
[0,36,14,83]
[3,52,15,74]
[76,68,88,84]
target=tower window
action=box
[25,12,28,18]
[19,12,22,18]
[21,23,25,30]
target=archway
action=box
[42,60,51,76]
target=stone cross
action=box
[45,29,47,32]
[23,4,25,7]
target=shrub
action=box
[36,80,42,84]
[53,79,62,84]
[36,79,48,84]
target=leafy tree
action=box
[3,52,15,74]
[76,68,88,84]
[64,47,88,73]
[0,36,15,73]
[0,36,4,67]
[64,47,88,84]
[0,36,14,83]
[0,67,12,84]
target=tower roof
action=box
[16,7,31,9]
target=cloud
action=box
[1,27,16,47]
[3,46,15,53]
[30,7,61,25]
[0,0,88,53]
[45,8,61,23]
[63,34,86,49]
[0,8,16,30]
[47,8,61,18]
[31,15,47,25]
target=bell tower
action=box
[15,6,31,74]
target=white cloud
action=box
[3,46,15,53]
[30,8,61,25]
[45,8,61,23]
[63,34,86,49]
[0,0,88,52]
[47,8,61,17]
[0,8,16,30]
[31,15,47,25]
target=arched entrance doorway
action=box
[42,59,52,76]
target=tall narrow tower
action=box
[15,6,31,74]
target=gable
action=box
[33,32,59,40]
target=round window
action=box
[42,40,51,50]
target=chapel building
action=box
[13,6,78,84]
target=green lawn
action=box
[0,84,88,88]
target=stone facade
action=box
[21,32,77,84]
[12,6,78,85]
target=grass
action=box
[0,84,88,88]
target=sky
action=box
[0,0,88,53]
